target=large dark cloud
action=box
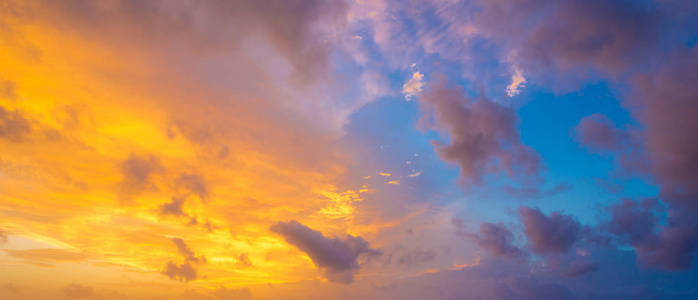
[519,207,581,254]
[419,80,541,184]
[619,47,698,270]
[472,0,670,76]
[270,220,381,283]
[468,222,523,259]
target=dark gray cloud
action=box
[62,284,93,298]
[270,220,381,283]
[419,80,541,184]
[519,207,581,254]
[0,105,31,142]
[469,222,523,258]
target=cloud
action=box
[161,238,205,282]
[0,105,31,142]
[270,220,381,283]
[62,284,93,298]
[176,173,208,200]
[472,0,665,75]
[119,154,162,198]
[605,198,660,246]
[625,47,698,270]
[1,80,16,100]
[162,261,197,282]
[171,238,205,263]
[506,66,527,97]
[419,80,541,184]
[563,262,599,278]
[159,197,186,216]
[402,71,424,99]
[237,253,252,268]
[574,113,630,153]
[519,207,581,254]
[468,222,523,258]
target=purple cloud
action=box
[519,207,581,254]
[419,80,541,184]
[574,113,630,153]
[270,220,381,283]
[469,222,523,259]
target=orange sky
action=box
[0,1,476,299]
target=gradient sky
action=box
[1,1,698,299]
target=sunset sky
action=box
[1,0,698,299]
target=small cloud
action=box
[62,284,93,298]
[519,207,581,254]
[270,220,381,283]
[160,197,186,216]
[387,180,400,185]
[119,154,162,199]
[237,253,252,267]
[162,261,197,282]
[362,175,372,179]
[0,105,32,142]
[506,66,527,97]
[1,80,17,100]
[402,71,424,100]
[171,238,206,263]
[407,171,422,177]
[176,173,208,200]
[379,172,391,177]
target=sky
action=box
[1,0,698,299]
